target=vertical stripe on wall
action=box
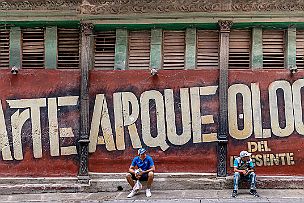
[251,27,263,69]
[150,29,162,69]
[185,28,197,69]
[285,27,296,69]
[114,29,128,70]
[9,27,21,68]
[45,26,58,69]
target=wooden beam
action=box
[251,27,263,69]
[45,26,57,69]
[9,27,22,69]
[114,29,128,70]
[150,29,163,69]
[185,28,196,69]
[285,27,297,70]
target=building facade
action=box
[0,0,304,179]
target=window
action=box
[94,31,116,70]
[22,28,45,68]
[163,30,185,69]
[57,28,80,69]
[229,30,251,69]
[197,30,219,69]
[128,30,151,70]
[0,28,10,69]
[263,30,285,68]
[296,30,304,69]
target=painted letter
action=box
[228,84,253,139]
[89,94,116,152]
[165,88,191,145]
[140,90,169,151]
[7,98,46,158]
[122,92,142,149]
[0,100,13,160]
[269,80,294,137]
[292,78,304,135]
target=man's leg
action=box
[147,172,154,189]
[248,172,259,197]
[145,172,154,197]
[232,172,240,197]
[126,173,135,188]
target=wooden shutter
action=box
[263,30,285,68]
[128,31,151,70]
[229,30,251,69]
[197,30,219,69]
[58,28,80,69]
[22,28,44,68]
[163,31,185,69]
[296,30,304,69]
[0,28,10,69]
[94,31,116,70]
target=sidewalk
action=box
[1,189,304,202]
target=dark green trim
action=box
[9,27,21,68]
[45,26,58,69]
[94,22,304,31]
[0,21,79,28]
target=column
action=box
[217,20,233,177]
[78,22,94,183]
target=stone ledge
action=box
[0,174,302,194]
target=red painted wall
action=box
[0,69,303,176]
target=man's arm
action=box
[128,165,136,174]
[142,165,155,174]
[234,166,247,175]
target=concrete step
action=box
[0,174,302,195]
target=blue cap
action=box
[138,148,147,155]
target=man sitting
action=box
[126,148,155,198]
[232,150,259,198]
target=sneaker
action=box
[127,190,138,198]
[146,188,152,197]
[232,190,237,198]
[250,189,260,197]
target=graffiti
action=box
[0,69,303,175]
[1,78,304,158]
[230,141,295,167]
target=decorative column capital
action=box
[218,20,233,32]
[80,22,94,35]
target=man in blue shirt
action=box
[232,150,259,198]
[126,148,155,198]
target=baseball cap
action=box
[240,150,251,158]
[138,148,147,155]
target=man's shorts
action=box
[129,172,149,181]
